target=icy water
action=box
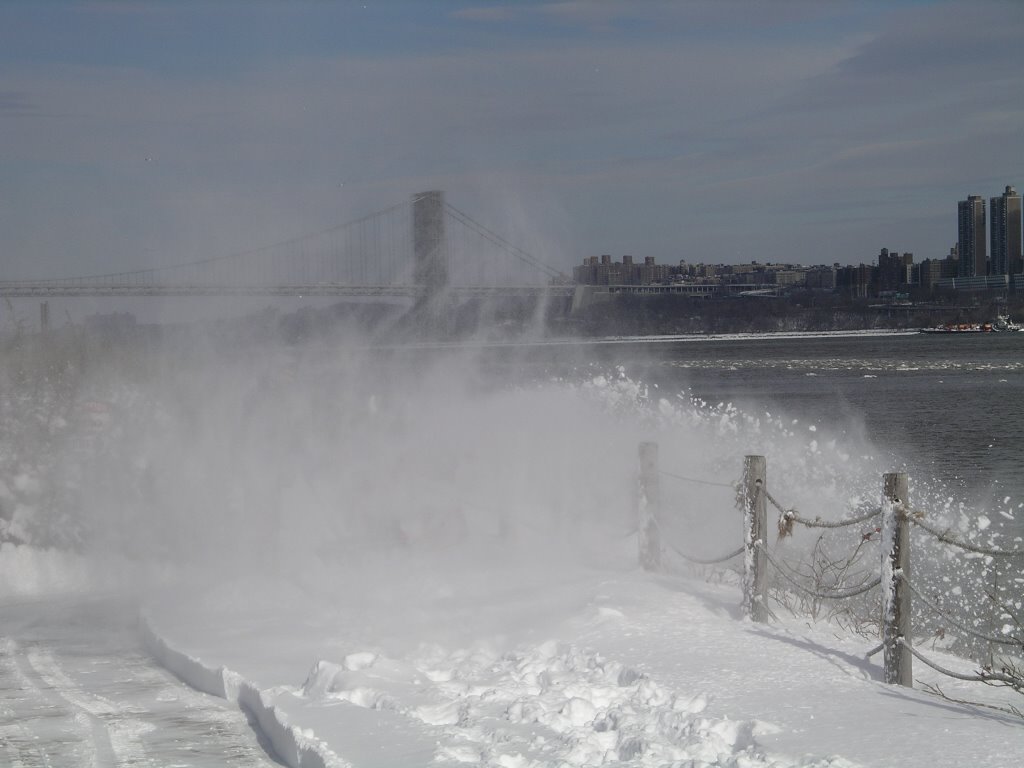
[645,332,1024,512]
[479,331,1024,527]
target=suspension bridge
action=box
[0,192,572,301]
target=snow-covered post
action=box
[742,455,768,623]
[881,472,912,687]
[637,442,661,572]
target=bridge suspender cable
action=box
[443,202,563,280]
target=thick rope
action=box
[667,541,745,565]
[779,506,881,530]
[904,513,1024,557]
[763,485,881,532]
[658,469,736,490]
[902,577,1022,647]
[758,542,882,599]
[650,514,744,565]
[897,639,1023,688]
[760,486,790,516]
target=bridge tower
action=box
[412,190,447,293]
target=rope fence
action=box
[758,541,882,600]
[903,511,1024,557]
[902,576,1021,647]
[776,504,881,535]
[898,639,1023,690]
[658,468,737,490]
[666,539,745,566]
[635,443,1024,696]
[648,483,744,566]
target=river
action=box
[475,330,1024,529]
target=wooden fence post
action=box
[742,455,768,622]
[881,472,913,687]
[638,442,661,572]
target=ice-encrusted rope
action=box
[903,510,1024,557]
[668,542,745,566]
[657,469,737,490]
[761,485,791,516]
[778,506,882,530]
[865,642,884,659]
[650,514,745,565]
[897,638,1024,688]
[757,541,882,599]
[764,484,882,535]
[902,576,1022,647]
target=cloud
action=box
[0,90,36,114]
[835,2,1023,77]
[781,3,1024,115]
[451,2,641,28]
[450,6,520,23]
[537,1,634,28]
[453,1,834,33]
[75,1,179,17]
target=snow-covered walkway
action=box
[140,550,1024,768]
[0,594,279,768]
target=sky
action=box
[1,0,1023,281]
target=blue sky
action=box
[2,0,1022,279]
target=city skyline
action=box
[2,1,1023,280]
[579,182,1023,272]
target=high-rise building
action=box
[957,195,986,277]
[990,185,1022,277]
[877,248,902,291]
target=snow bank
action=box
[140,614,351,768]
[378,640,853,767]
[138,554,1024,768]
[143,607,857,768]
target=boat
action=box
[993,314,1023,332]
[920,322,993,334]
[920,315,1022,333]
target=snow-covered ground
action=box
[4,542,1020,768]
[3,344,1022,767]
[0,591,279,767]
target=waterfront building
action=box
[769,270,802,287]
[990,185,1022,277]
[573,255,670,286]
[918,259,943,291]
[901,253,915,285]
[941,247,960,278]
[836,264,873,298]
[877,248,903,291]
[957,195,987,277]
[804,266,836,290]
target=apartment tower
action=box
[957,195,987,277]
[990,185,1022,277]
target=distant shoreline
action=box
[360,327,926,351]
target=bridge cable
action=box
[12,200,409,284]
[443,203,564,280]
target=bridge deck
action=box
[0,284,574,299]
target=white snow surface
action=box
[4,358,1023,767]
[128,545,1023,768]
